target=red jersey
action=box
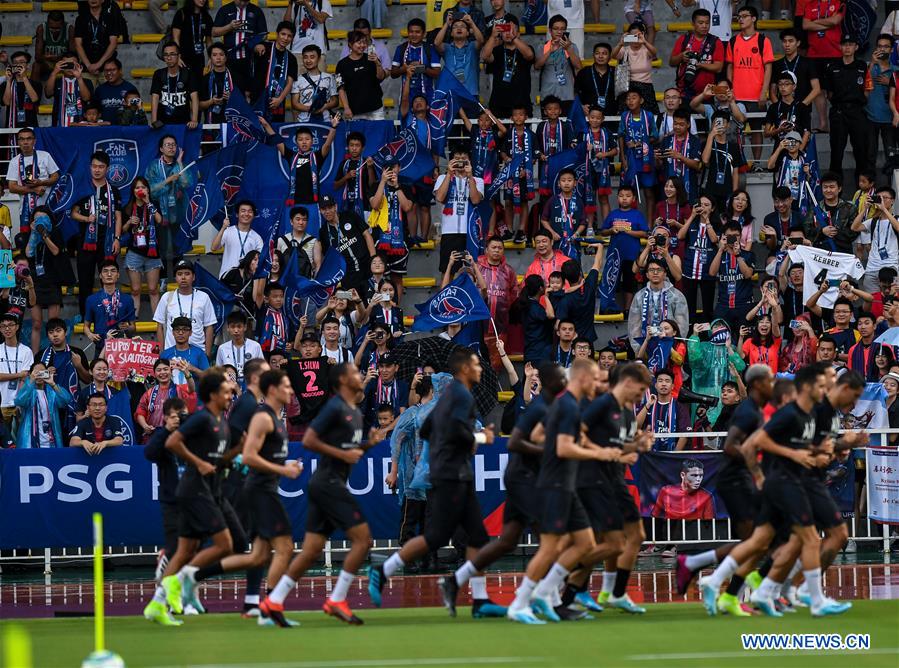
[651,485,716,519]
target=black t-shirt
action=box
[574,65,617,115]
[74,183,122,250]
[714,249,755,307]
[253,44,298,101]
[1,282,33,319]
[72,416,124,443]
[772,56,816,105]
[286,356,330,426]
[762,401,816,481]
[553,269,599,343]
[0,80,41,127]
[74,10,116,64]
[536,391,581,491]
[228,390,260,446]
[150,67,197,124]
[284,148,324,205]
[144,426,179,505]
[580,393,636,488]
[809,396,841,481]
[176,409,231,496]
[335,56,383,115]
[506,394,547,482]
[718,396,763,484]
[245,404,289,491]
[764,100,811,138]
[171,9,213,64]
[308,394,364,481]
[421,379,479,482]
[487,45,532,111]
[319,213,371,277]
[200,69,236,123]
[701,139,745,199]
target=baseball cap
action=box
[784,131,802,142]
[300,329,320,343]
[171,316,192,330]
[840,34,858,44]
[378,352,397,366]
[174,259,195,274]
[319,194,337,209]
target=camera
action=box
[682,52,700,86]
[36,371,50,380]
[726,234,738,245]
[61,62,74,70]
[653,234,667,248]
[623,34,639,44]
[870,194,882,205]
[789,236,803,245]
[375,331,386,341]
[789,319,803,330]
[15,265,30,279]
[647,325,661,337]
[130,97,141,106]
[678,388,719,408]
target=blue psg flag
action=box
[412,273,490,332]
[547,145,588,199]
[520,0,548,33]
[281,248,346,329]
[569,94,588,135]
[485,153,525,201]
[644,336,675,375]
[429,69,480,156]
[107,389,137,447]
[193,263,237,333]
[371,127,435,181]
[44,151,92,242]
[222,86,267,144]
[598,244,623,313]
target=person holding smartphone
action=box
[434,148,485,271]
[365,279,405,340]
[709,221,755,324]
[14,361,72,448]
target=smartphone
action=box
[623,34,639,44]
[497,22,512,34]
[789,236,803,245]
[334,290,353,300]
[789,320,803,330]
[36,371,50,380]
[563,31,570,40]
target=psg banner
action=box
[637,452,729,520]
[0,439,510,550]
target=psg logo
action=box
[378,131,417,169]
[94,139,139,191]
[428,285,474,325]
[46,173,75,213]
[226,111,261,144]
[217,164,245,207]
[276,122,337,184]
[187,183,208,231]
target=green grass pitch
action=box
[4,601,899,668]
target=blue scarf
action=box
[377,188,406,255]
[18,155,38,234]
[622,110,654,182]
[505,126,534,209]
[552,194,580,259]
[471,128,498,185]
[650,399,678,450]
[259,306,287,352]
[83,183,116,258]
[584,128,612,186]
[340,157,365,217]
[264,44,290,116]
[538,119,567,195]
[206,68,234,122]
[640,287,668,338]
[27,213,52,259]
[148,381,178,415]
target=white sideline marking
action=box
[173,658,548,668]
[625,648,899,661]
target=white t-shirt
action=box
[215,338,265,378]
[290,71,337,122]
[288,0,333,54]
[698,0,734,42]
[433,174,485,235]
[5,151,60,207]
[548,0,584,28]
[323,345,352,363]
[0,343,34,408]
[153,289,218,349]
[861,218,899,273]
[219,225,264,278]
[787,246,865,309]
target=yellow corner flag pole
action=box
[93,512,105,654]
[2,624,33,668]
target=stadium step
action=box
[666,19,793,32]
[0,36,33,47]
[74,321,157,335]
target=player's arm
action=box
[303,425,363,463]
[243,412,303,478]
[580,433,621,461]
[166,429,215,475]
[507,425,543,457]
[558,433,611,460]
[723,424,746,460]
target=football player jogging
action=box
[144,371,236,626]
[440,362,571,619]
[506,358,614,625]
[562,363,654,613]
[177,369,303,623]
[674,364,774,617]
[369,349,502,617]
[754,365,864,612]
[261,363,384,626]
[578,362,654,613]
[699,365,851,617]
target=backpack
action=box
[727,32,769,74]
[280,233,316,278]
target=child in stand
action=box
[256,283,293,353]
[582,105,617,230]
[540,167,585,259]
[334,132,376,220]
[535,95,575,199]
[617,86,659,218]
[850,170,877,262]
[400,76,436,246]
[766,130,813,215]
[501,104,537,244]
[460,106,506,236]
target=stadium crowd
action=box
[0,0,898,624]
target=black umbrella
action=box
[390,335,500,416]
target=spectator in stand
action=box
[721,189,753,250]
[611,22,659,115]
[867,35,895,172]
[780,314,819,372]
[0,312,33,430]
[524,228,569,287]
[689,78,747,145]
[802,171,858,254]
[434,148,485,272]
[486,0,517,33]
[319,195,375,297]
[74,0,120,81]
[45,54,93,127]
[682,0,739,42]
[5,128,59,237]
[336,31,387,120]
[770,29,821,117]
[599,184,648,311]
[851,188,899,293]
[117,90,147,126]
[154,260,217,356]
[217,311,264,379]
[83,260,136,357]
[519,275,555,364]
[365,280,405,339]
[355,321,395,371]
[35,10,74,81]
[709,220,755,323]
[292,45,338,123]
[162,316,210,386]
[254,22,298,123]
[482,16,535,117]
[172,0,214,84]
[825,35,869,178]
[284,0,331,56]
[70,393,125,453]
[801,0,843,134]
[120,178,163,318]
[15,362,73,448]
[146,135,196,278]
[478,236,520,364]
[277,206,322,275]
[546,0,584,56]
[869,267,898,319]
[135,358,196,443]
[369,161,412,295]
[93,58,137,124]
[763,72,812,149]
[151,42,199,128]
[738,314,781,374]
[618,87,659,216]
[656,88,699,139]
[212,0,268,93]
[574,42,617,116]
[2,52,40,130]
[434,16,483,99]
[628,257,689,353]
[391,19,441,105]
[656,108,702,203]
[24,207,72,353]
[212,201,264,279]
[443,0,488,35]
[765,189,803,244]
[37,318,89,439]
[361,353,408,431]
[699,110,744,212]
[552,250,604,344]
[654,176,691,235]
[677,193,720,321]
[74,358,113,420]
[634,223,682,283]
[535,15,581,115]
[847,312,881,381]
[670,9,724,101]
[339,19,392,71]
[884,372,899,445]
[199,43,234,124]
[0,258,36,329]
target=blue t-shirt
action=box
[84,289,136,341]
[866,62,894,124]
[523,298,554,363]
[715,249,755,307]
[93,80,139,123]
[442,42,480,97]
[601,207,648,261]
[392,42,438,99]
[161,344,209,385]
[554,268,600,343]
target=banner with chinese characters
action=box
[866,448,899,523]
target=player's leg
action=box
[700,523,775,615]
[144,535,199,625]
[749,534,801,616]
[532,527,595,621]
[261,532,328,628]
[563,528,624,610]
[507,532,562,624]
[323,522,370,625]
[605,519,646,613]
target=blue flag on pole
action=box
[429,69,480,156]
[281,248,347,329]
[222,86,267,144]
[45,151,92,241]
[521,0,548,33]
[569,95,588,135]
[598,245,623,313]
[107,389,137,447]
[547,145,589,199]
[412,273,491,332]
[371,127,435,181]
[486,154,525,201]
[193,263,237,333]
[645,336,675,375]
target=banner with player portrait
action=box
[637,451,729,520]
